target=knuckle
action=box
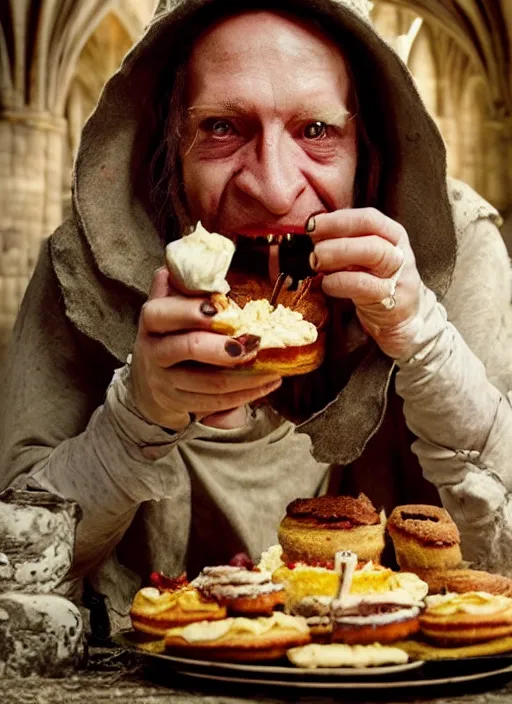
[139,301,153,330]
[210,375,230,392]
[360,207,381,231]
[395,222,407,241]
[373,248,389,273]
[185,331,204,359]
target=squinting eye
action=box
[210,119,233,136]
[304,121,327,139]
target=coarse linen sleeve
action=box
[0,241,187,574]
[0,240,330,581]
[395,216,512,573]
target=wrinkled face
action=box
[180,11,357,240]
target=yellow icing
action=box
[425,591,512,616]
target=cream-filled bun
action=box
[165,223,328,376]
[164,612,311,662]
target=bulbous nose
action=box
[234,130,305,216]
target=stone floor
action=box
[2,648,512,704]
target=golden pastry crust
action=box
[387,505,460,546]
[192,565,286,617]
[278,494,384,565]
[218,591,286,616]
[332,617,420,646]
[387,505,462,570]
[279,520,385,565]
[419,609,512,646]
[164,624,311,662]
[412,568,512,597]
[212,273,328,376]
[396,635,512,660]
[130,587,227,637]
[227,272,328,330]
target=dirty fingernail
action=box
[200,301,217,317]
[237,334,261,354]
[309,252,319,271]
[225,340,244,357]
[305,216,316,233]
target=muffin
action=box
[278,494,385,565]
[387,505,462,570]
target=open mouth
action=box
[230,232,315,290]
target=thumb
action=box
[148,267,174,300]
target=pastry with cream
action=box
[419,591,512,645]
[130,586,227,636]
[278,494,385,565]
[321,550,423,646]
[330,590,423,645]
[165,222,328,376]
[288,594,333,642]
[191,565,286,616]
[165,221,235,295]
[287,642,409,669]
[164,612,311,662]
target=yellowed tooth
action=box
[275,234,283,245]
[286,233,292,241]
[267,234,275,243]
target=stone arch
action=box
[65,12,133,163]
[63,12,134,212]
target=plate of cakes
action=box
[118,495,512,689]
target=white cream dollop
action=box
[257,544,284,573]
[214,299,317,349]
[165,221,235,294]
[167,612,309,643]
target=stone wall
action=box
[0,114,66,353]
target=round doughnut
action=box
[387,505,462,570]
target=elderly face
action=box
[180,11,357,242]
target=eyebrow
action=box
[186,101,350,128]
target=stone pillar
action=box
[435,116,460,177]
[0,0,118,364]
[0,112,66,361]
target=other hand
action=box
[308,208,423,358]
[130,268,282,431]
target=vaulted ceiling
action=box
[385,0,512,116]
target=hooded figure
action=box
[1,0,512,635]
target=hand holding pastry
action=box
[130,267,282,431]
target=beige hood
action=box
[50,0,457,463]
